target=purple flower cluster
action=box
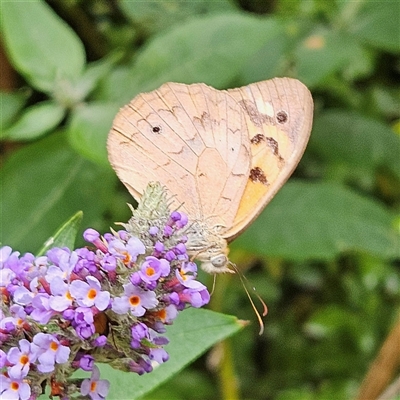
[0,207,210,399]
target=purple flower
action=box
[76,322,95,339]
[117,230,129,241]
[74,306,94,325]
[138,256,170,284]
[0,369,31,400]
[49,276,73,312]
[112,283,158,316]
[0,349,6,368]
[108,237,145,266]
[12,286,34,306]
[0,270,14,295]
[75,247,97,273]
[83,229,108,253]
[158,304,178,324]
[0,245,14,265]
[175,213,188,229]
[163,226,173,237]
[7,339,37,378]
[176,262,205,289]
[164,250,176,261]
[0,192,213,397]
[31,333,70,373]
[149,347,169,364]
[179,288,210,308]
[0,305,27,333]
[174,243,186,255]
[130,322,149,348]
[79,355,95,371]
[167,211,188,229]
[83,228,100,243]
[30,293,54,324]
[73,307,95,339]
[148,226,158,236]
[92,335,107,347]
[80,365,110,400]
[169,211,181,223]
[128,358,153,375]
[70,276,110,311]
[99,254,117,272]
[46,248,78,280]
[152,335,169,346]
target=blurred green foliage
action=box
[0,0,399,399]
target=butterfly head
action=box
[185,222,234,274]
[195,247,234,274]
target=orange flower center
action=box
[122,251,131,264]
[20,355,29,365]
[179,269,187,281]
[88,288,97,300]
[11,382,19,390]
[129,295,140,306]
[50,341,59,351]
[90,381,97,392]
[146,267,155,277]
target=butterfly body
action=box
[108,78,313,273]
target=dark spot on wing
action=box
[249,167,268,185]
[151,125,162,133]
[238,100,273,127]
[266,137,279,155]
[251,133,266,145]
[276,111,288,124]
[266,137,285,165]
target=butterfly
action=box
[107,78,313,274]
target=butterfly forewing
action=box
[108,82,251,226]
[224,78,313,240]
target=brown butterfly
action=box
[108,78,313,274]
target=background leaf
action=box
[0,90,30,131]
[2,101,65,141]
[100,308,243,400]
[0,133,115,253]
[36,211,83,256]
[99,14,286,102]
[0,0,85,92]
[120,0,236,36]
[67,102,121,166]
[348,0,400,54]
[310,110,400,179]
[234,181,399,261]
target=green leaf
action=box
[0,89,30,131]
[0,0,85,92]
[304,305,357,338]
[67,102,121,166]
[238,20,289,84]
[348,0,400,54]
[233,181,399,261]
[0,133,115,254]
[1,101,65,141]
[36,211,83,256]
[72,308,244,400]
[100,14,286,102]
[120,0,237,36]
[295,29,366,87]
[310,110,400,179]
[72,51,124,102]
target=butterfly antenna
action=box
[231,263,268,335]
